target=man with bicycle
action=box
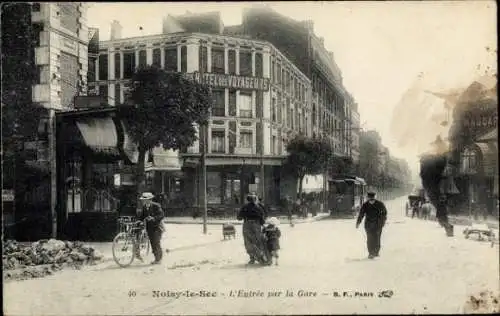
[136,192,165,264]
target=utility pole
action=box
[200,122,208,235]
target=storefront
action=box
[447,76,498,217]
[56,107,137,241]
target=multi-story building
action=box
[240,6,355,158]
[90,12,312,210]
[2,2,89,239]
[350,103,361,163]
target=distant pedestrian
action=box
[420,199,432,220]
[436,195,453,237]
[356,192,387,259]
[283,195,294,227]
[263,217,281,266]
[411,200,420,219]
[137,192,165,264]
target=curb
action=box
[164,214,331,226]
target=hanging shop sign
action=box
[184,72,270,91]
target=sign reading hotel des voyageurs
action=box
[184,72,270,91]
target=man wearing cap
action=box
[138,192,165,264]
[356,192,387,259]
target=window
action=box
[211,90,225,116]
[271,136,277,155]
[138,50,146,68]
[180,46,187,72]
[207,172,222,204]
[164,47,177,72]
[239,92,252,118]
[199,45,208,73]
[277,63,282,84]
[239,51,252,76]
[57,3,78,33]
[271,60,275,83]
[98,54,108,80]
[271,97,277,122]
[99,85,108,101]
[123,51,135,79]
[115,84,120,105]
[32,3,41,11]
[211,130,225,153]
[255,52,263,77]
[212,47,224,74]
[228,50,236,75]
[224,177,240,204]
[239,131,253,148]
[152,48,161,67]
[114,53,120,79]
[461,148,478,174]
[228,89,237,116]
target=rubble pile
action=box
[3,239,103,281]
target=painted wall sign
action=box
[184,72,270,91]
[463,114,498,128]
[61,38,77,55]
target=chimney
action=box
[110,20,122,40]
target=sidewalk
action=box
[448,215,499,229]
[88,213,330,263]
[163,212,331,225]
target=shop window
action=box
[164,47,177,72]
[98,54,108,80]
[225,177,240,204]
[114,53,120,79]
[211,90,225,116]
[228,49,236,75]
[123,51,135,79]
[211,130,225,153]
[239,51,252,76]
[152,48,161,67]
[180,46,187,73]
[238,92,252,118]
[212,47,224,74]
[199,46,208,73]
[239,130,253,148]
[207,172,222,204]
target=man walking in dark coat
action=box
[356,192,387,259]
[138,192,165,264]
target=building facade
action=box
[2,2,89,239]
[90,13,313,211]
[350,104,361,163]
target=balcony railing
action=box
[239,110,252,118]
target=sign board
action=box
[114,174,121,187]
[463,115,497,129]
[184,72,270,91]
[2,189,15,202]
[249,184,258,193]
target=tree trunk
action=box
[135,148,147,214]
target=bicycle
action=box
[112,216,150,267]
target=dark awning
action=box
[75,117,120,155]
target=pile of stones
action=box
[463,290,500,313]
[3,239,103,281]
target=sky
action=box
[87,1,497,180]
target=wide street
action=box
[4,196,499,315]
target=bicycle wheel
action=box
[112,232,135,267]
[138,230,150,257]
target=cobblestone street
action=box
[4,197,499,315]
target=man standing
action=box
[356,192,387,259]
[138,192,165,264]
[420,199,432,220]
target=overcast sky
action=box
[87,1,497,178]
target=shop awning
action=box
[76,117,120,155]
[145,147,182,171]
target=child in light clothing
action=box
[263,217,281,265]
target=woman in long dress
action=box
[237,193,269,265]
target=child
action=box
[263,217,281,265]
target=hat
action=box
[266,217,280,226]
[367,192,376,198]
[139,192,155,200]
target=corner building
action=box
[91,12,313,213]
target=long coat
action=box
[356,200,387,230]
[138,202,164,231]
